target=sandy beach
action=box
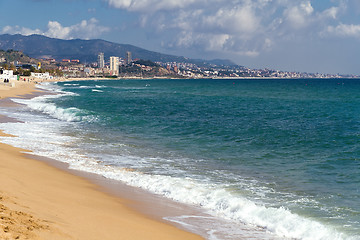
[0,80,203,240]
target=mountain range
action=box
[0,34,235,67]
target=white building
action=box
[31,72,53,80]
[0,69,17,81]
[110,56,119,75]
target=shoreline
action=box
[0,81,204,239]
[4,75,358,87]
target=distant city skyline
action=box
[1,0,360,75]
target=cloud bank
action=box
[326,24,360,38]
[2,18,110,40]
[107,0,199,12]
[105,0,353,57]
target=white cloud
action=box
[326,23,360,38]
[2,25,43,36]
[263,38,273,50]
[202,5,260,35]
[104,0,353,58]
[2,18,110,40]
[106,0,199,12]
[239,50,260,57]
[318,0,347,21]
[45,21,71,39]
[321,7,339,19]
[284,1,314,28]
[107,0,132,9]
[166,1,266,53]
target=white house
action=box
[0,69,18,81]
[31,72,53,80]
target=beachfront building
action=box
[98,52,105,68]
[0,69,18,81]
[30,72,53,80]
[110,56,119,75]
[126,51,132,65]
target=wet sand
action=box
[0,80,203,240]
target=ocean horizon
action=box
[0,78,359,240]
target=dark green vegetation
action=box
[0,49,32,63]
[133,59,159,67]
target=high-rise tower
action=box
[126,51,132,65]
[97,52,104,68]
[110,56,119,75]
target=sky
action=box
[1,0,360,75]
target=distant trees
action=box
[133,59,159,67]
[1,63,9,70]
[23,70,31,76]
[119,65,141,75]
[48,69,64,77]
[14,67,23,75]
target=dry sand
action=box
[0,81,38,99]
[0,80,203,240]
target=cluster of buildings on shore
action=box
[97,51,132,75]
[60,52,135,78]
[36,54,353,79]
[85,55,347,79]
[100,52,132,73]
[156,62,346,79]
[0,69,54,83]
[1,50,355,80]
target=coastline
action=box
[0,80,203,239]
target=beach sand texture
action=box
[0,80,203,240]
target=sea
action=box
[0,78,359,240]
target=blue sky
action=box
[1,0,360,75]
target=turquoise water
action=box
[1,78,359,239]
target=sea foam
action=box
[92,89,104,92]
[0,117,347,240]
[81,164,347,240]
[0,82,356,240]
[12,91,97,123]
